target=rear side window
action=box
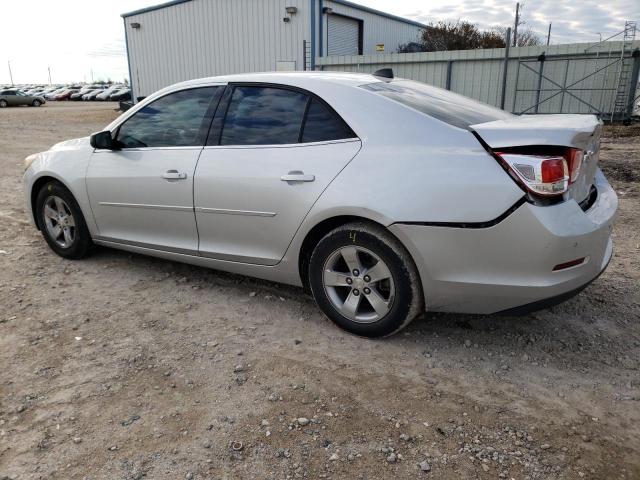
[361,80,513,130]
[116,87,220,148]
[301,98,355,143]
[220,86,308,145]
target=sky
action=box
[1,0,638,85]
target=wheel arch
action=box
[297,214,420,293]
[30,175,75,230]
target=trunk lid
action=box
[471,114,602,203]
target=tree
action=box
[494,26,542,47]
[399,21,541,53]
[416,21,508,52]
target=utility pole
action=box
[8,60,14,85]
[48,66,51,84]
[513,2,520,47]
[547,22,552,45]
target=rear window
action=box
[361,80,513,130]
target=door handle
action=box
[280,171,315,182]
[162,170,187,180]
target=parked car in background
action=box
[0,89,45,107]
[45,88,68,100]
[96,85,123,101]
[110,89,131,101]
[21,72,617,337]
[83,89,105,101]
[52,89,80,101]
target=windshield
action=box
[361,80,513,130]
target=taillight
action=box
[494,147,583,197]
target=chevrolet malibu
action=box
[22,72,617,337]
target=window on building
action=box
[220,86,308,146]
[116,87,220,148]
[301,98,355,143]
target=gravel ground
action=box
[1,102,639,480]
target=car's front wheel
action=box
[35,181,92,259]
[32,99,42,107]
[309,222,423,337]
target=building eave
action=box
[329,0,427,29]
[122,0,193,18]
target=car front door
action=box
[194,84,361,265]
[86,86,223,254]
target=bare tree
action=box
[416,21,508,52]
[494,26,542,46]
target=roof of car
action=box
[171,71,383,90]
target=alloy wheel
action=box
[43,195,76,248]
[322,246,395,323]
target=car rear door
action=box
[86,86,223,254]
[194,84,361,266]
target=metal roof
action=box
[122,0,192,18]
[329,0,426,29]
[122,0,427,29]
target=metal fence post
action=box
[500,28,512,109]
[445,61,453,90]
[534,52,546,114]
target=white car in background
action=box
[22,72,617,337]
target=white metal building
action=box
[122,0,425,99]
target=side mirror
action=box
[90,130,117,150]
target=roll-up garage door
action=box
[327,14,360,56]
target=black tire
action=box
[32,99,42,107]
[35,181,93,259]
[309,222,423,338]
[0,99,7,108]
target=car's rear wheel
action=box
[309,222,423,337]
[35,181,92,259]
[0,100,7,108]
[32,99,42,107]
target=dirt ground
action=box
[1,102,639,480]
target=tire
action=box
[32,99,42,107]
[35,181,93,259]
[309,222,423,338]
[0,100,7,108]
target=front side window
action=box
[220,86,308,146]
[116,87,219,148]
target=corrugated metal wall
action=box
[124,0,425,99]
[321,0,422,55]
[125,0,312,98]
[317,41,640,116]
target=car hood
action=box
[50,136,92,151]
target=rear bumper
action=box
[390,169,618,314]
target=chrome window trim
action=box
[94,146,203,153]
[201,138,360,151]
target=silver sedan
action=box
[22,72,617,337]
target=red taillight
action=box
[541,158,566,183]
[494,147,583,197]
